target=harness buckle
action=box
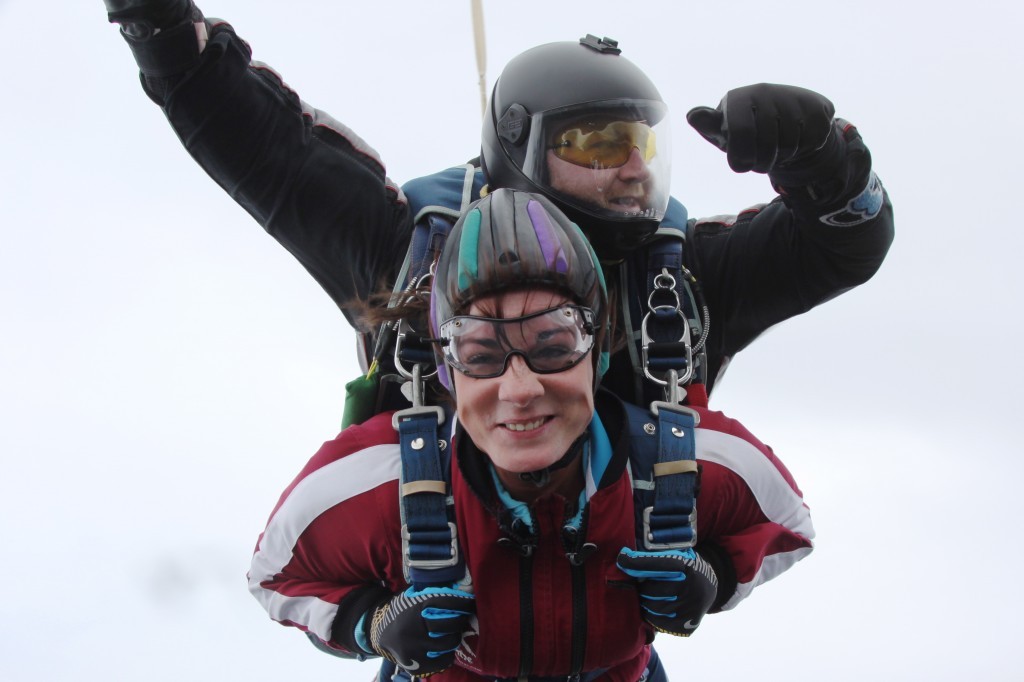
[641,505,697,550]
[390,362,445,429]
[394,316,439,383]
[649,396,701,425]
[641,269,694,389]
[401,522,461,569]
[391,405,446,430]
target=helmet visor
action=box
[439,305,596,379]
[521,99,671,226]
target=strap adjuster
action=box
[642,398,699,550]
[649,400,701,424]
[641,506,697,550]
[392,405,445,430]
[401,522,461,570]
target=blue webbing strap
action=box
[396,410,463,589]
[644,405,698,549]
[392,183,468,591]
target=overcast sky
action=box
[2,1,1022,680]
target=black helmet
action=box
[480,35,672,259]
[430,188,609,391]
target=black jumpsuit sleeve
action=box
[128,18,412,332]
[688,121,894,382]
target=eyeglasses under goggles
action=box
[549,119,657,170]
[438,305,597,379]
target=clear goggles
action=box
[438,305,596,379]
[549,119,658,169]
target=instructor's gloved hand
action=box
[105,0,194,38]
[687,84,836,174]
[616,547,718,637]
[368,585,476,676]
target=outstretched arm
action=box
[105,1,412,329]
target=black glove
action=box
[687,83,836,174]
[616,547,718,637]
[368,585,476,676]
[105,0,195,39]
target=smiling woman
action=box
[247,189,815,681]
[425,190,608,496]
[452,291,597,500]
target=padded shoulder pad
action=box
[662,196,689,231]
[401,165,485,223]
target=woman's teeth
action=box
[505,418,545,432]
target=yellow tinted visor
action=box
[550,120,657,169]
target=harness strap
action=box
[388,168,483,592]
[645,239,691,350]
[642,403,699,549]
[396,409,463,589]
[624,230,709,405]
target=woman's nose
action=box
[497,355,544,406]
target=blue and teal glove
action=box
[367,586,475,676]
[616,547,718,637]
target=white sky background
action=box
[1,0,1021,679]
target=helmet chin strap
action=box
[517,434,586,488]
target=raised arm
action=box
[685,84,895,381]
[105,1,412,328]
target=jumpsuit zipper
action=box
[564,520,597,680]
[518,550,535,678]
[568,559,587,678]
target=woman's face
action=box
[452,289,595,477]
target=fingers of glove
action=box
[420,590,475,619]
[424,629,465,659]
[422,606,474,621]
[106,0,191,26]
[421,605,472,667]
[685,106,728,152]
[770,92,833,168]
[719,87,777,173]
[636,577,684,600]
[422,607,473,636]
[719,84,837,173]
[616,547,693,580]
[793,87,836,154]
[370,588,473,658]
[639,593,682,618]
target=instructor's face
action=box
[544,116,656,215]
[547,146,654,215]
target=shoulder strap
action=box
[393,373,464,590]
[386,166,484,589]
[623,397,700,551]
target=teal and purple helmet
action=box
[430,188,609,391]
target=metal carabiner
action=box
[391,363,445,429]
[647,270,681,314]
